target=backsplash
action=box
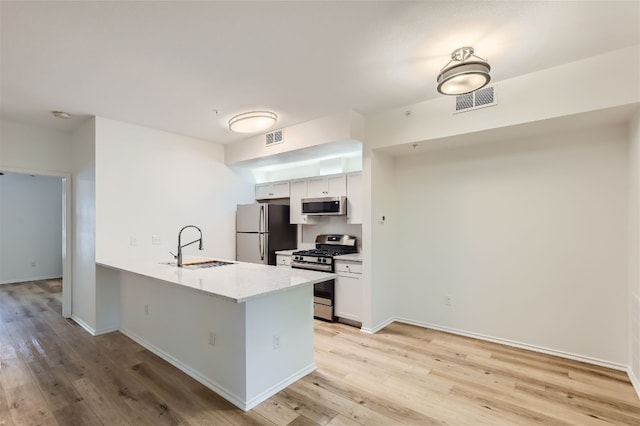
[298,216,362,251]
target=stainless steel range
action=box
[291,234,358,321]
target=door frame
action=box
[0,166,72,318]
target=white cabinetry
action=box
[255,181,290,200]
[346,172,362,224]
[276,254,292,266]
[289,179,319,225]
[335,260,362,324]
[306,174,347,198]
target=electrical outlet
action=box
[144,304,149,315]
[31,261,36,267]
[152,235,161,245]
[273,335,280,350]
[208,332,216,346]
[445,296,452,306]
[130,236,138,246]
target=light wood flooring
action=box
[1,279,639,425]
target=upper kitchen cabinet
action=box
[289,179,319,225]
[306,174,347,198]
[346,172,363,225]
[255,181,290,200]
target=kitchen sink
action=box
[161,259,235,269]
[183,260,235,269]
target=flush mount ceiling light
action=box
[228,111,278,133]
[51,110,71,119]
[437,47,491,95]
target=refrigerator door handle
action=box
[259,233,264,261]
[259,204,264,234]
[259,205,265,260]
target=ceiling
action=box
[1,1,638,145]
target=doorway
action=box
[0,169,72,317]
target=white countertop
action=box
[97,257,335,303]
[275,249,297,256]
[333,253,363,262]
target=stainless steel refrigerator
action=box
[236,203,297,265]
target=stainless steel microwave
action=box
[301,196,347,216]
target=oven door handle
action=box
[291,263,333,272]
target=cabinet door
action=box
[271,181,290,198]
[306,177,327,198]
[255,181,289,200]
[255,183,273,200]
[327,174,347,196]
[289,180,319,224]
[346,172,363,224]
[335,273,362,322]
[307,174,347,197]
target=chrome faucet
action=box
[170,225,203,267]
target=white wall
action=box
[361,149,397,332]
[0,173,62,284]
[225,111,364,165]
[94,117,254,264]
[71,118,97,331]
[0,119,71,174]
[390,125,629,366]
[366,46,639,150]
[629,110,640,391]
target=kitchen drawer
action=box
[335,261,362,274]
[276,255,292,267]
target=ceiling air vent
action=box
[265,129,284,147]
[454,85,497,114]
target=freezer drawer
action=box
[236,232,268,265]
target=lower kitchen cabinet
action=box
[276,254,292,266]
[335,260,362,323]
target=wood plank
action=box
[251,398,301,426]
[52,400,103,426]
[1,281,639,426]
[128,360,236,425]
[5,383,59,426]
[71,377,131,426]
[269,388,339,426]
[0,358,33,392]
[326,414,365,426]
[0,383,15,426]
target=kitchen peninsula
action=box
[97,258,335,411]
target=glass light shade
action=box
[228,111,277,133]
[437,61,491,95]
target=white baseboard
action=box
[94,325,119,336]
[70,315,97,336]
[628,367,640,399]
[1,275,63,285]
[360,316,395,334]
[388,316,628,372]
[120,327,315,411]
[244,364,317,411]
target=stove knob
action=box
[317,257,322,262]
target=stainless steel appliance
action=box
[236,203,297,265]
[301,196,347,216]
[291,234,357,321]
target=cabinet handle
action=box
[268,192,274,196]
